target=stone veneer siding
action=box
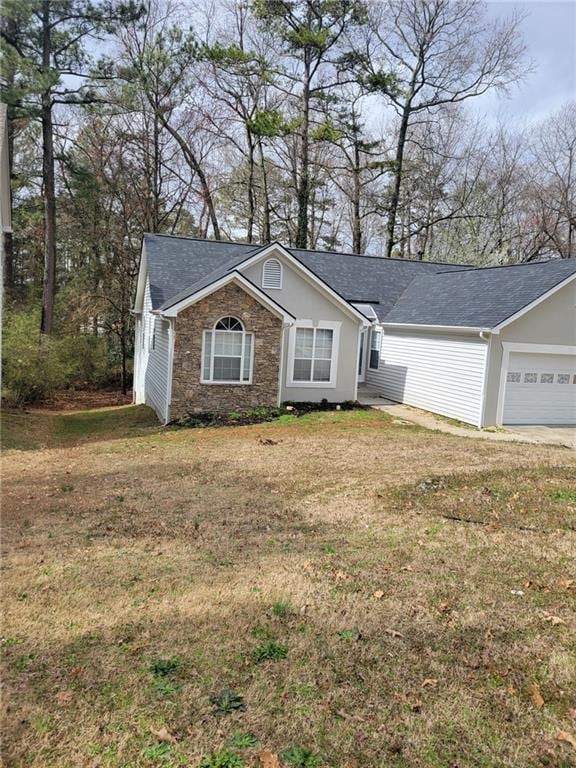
[170,282,283,419]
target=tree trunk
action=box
[385,102,411,260]
[246,130,255,243]
[40,1,57,334]
[3,231,14,293]
[155,113,221,240]
[295,52,311,249]
[120,329,127,395]
[152,106,161,231]
[257,138,271,243]
[352,141,362,254]
[3,30,15,295]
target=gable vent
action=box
[262,258,283,289]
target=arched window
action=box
[262,258,283,289]
[202,316,253,383]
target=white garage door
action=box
[503,352,576,425]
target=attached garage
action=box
[366,260,576,429]
[501,349,576,425]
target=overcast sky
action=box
[475,0,575,125]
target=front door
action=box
[358,330,367,383]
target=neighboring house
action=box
[133,234,576,427]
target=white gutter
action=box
[381,322,497,334]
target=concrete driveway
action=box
[508,425,576,449]
[358,392,576,448]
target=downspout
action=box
[353,324,362,402]
[165,318,175,425]
[277,321,294,407]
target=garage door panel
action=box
[503,352,576,425]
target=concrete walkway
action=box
[357,391,575,449]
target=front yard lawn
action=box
[2,407,575,767]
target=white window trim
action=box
[262,258,283,290]
[200,319,254,386]
[369,327,382,370]
[286,320,341,388]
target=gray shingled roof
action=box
[144,234,466,320]
[385,259,576,327]
[145,234,256,308]
[291,248,468,320]
[143,233,576,329]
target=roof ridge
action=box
[145,232,255,248]
[144,232,470,268]
[435,259,574,275]
[293,246,470,267]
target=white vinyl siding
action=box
[503,351,576,425]
[140,278,172,423]
[366,330,488,427]
[145,316,171,422]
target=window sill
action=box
[286,381,337,388]
[200,380,253,386]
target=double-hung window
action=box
[202,317,253,384]
[369,328,382,370]
[288,322,340,387]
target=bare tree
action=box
[360,0,526,258]
[118,2,222,239]
[526,102,576,260]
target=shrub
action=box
[2,309,69,405]
[2,307,120,405]
[59,333,109,389]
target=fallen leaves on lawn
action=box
[150,727,177,744]
[257,749,281,768]
[421,678,438,689]
[543,613,566,626]
[556,730,576,750]
[373,590,384,599]
[384,628,404,638]
[55,690,73,706]
[527,684,544,708]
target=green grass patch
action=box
[253,640,288,663]
[550,487,576,504]
[1,404,159,451]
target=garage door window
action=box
[507,372,521,383]
[540,373,554,383]
[524,373,538,383]
[557,374,570,384]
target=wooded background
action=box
[1,0,574,401]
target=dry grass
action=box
[2,407,576,768]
